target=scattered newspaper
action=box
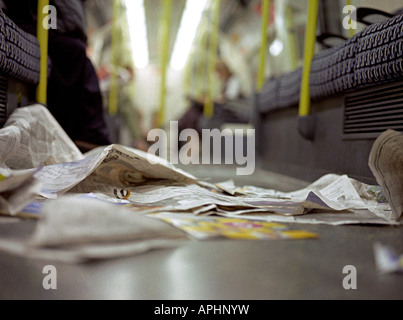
[211,174,397,225]
[0,196,188,264]
[0,104,401,263]
[0,105,400,228]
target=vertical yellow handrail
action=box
[298,0,319,117]
[108,0,120,116]
[256,0,270,93]
[36,0,50,105]
[204,0,221,119]
[158,0,172,128]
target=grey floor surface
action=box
[0,165,402,300]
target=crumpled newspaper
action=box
[0,167,42,215]
[374,243,403,274]
[0,196,189,263]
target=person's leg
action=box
[79,56,111,146]
[47,33,111,147]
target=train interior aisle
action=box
[0,0,402,301]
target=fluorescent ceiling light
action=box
[170,0,208,71]
[126,0,149,68]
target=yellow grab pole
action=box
[298,0,319,117]
[108,0,120,116]
[256,0,270,93]
[36,0,50,105]
[158,0,172,128]
[204,0,221,119]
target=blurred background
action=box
[84,0,403,149]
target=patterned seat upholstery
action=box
[258,11,403,114]
[0,9,40,85]
[0,9,41,125]
[354,13,403,88]
[256,77,280,113]
[310,33,358,101]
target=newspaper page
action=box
[33,170,399,225]
[215,174,395,221]
[0,104,199,204]
[0,104,397,226]
[0,105,83,169]
[72,144,197,191]
[153,212,318,240]
[82,182,332,217]
[35,144,198,199]
[374,243,403,274]
[0,196,188,263]
[0,167,42,215]
[73,176,394,226]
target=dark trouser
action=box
[47,32,111,146]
